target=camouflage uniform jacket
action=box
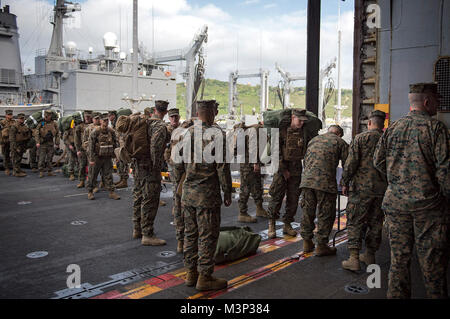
[34,120,60,145]
[88,127,118,162]
[0,118,16,144]
[63,128,75,148]
[173,122,233,208]
[341,129,387,197]
[373,110,450,211]
[300,132,349,194]
[145,118,168,182]
[164,123,180,165]
[9,122,31,147]
[74,122,88,152]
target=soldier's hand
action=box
[224,193,232,207]
[36,143,40,148]
[341,186,349,197]
[89,161,95,166]
[69,145,74,150]
[77,151,81,157]
[253,164,260,173]
[283,169,290,181]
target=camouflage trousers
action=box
[385,206,449,299]
[267,173,301,223]
[77,151,88,181]
[11,143,26,173]
[38,143,54,172]
[29,141,38,169]
[1,142,11,170]
[132,163,161,237]
[239,165,264,214]
[67,147,78,175]
[300,188,337,245]
[169,164,183,242]
[183,206,221,276]
[117,159,129,180]
[346,193,384,251]
[86,157,114,192]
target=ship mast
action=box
[48,0,80,57]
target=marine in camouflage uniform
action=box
[173,100,232,291]
[340,110,388,271]
[234,122,268,223]
[34,110,60,177]
[63,124,78,181]
[9,113,31,177]
[299,125,348,256]
[86,114,120,200]
[108,110,129,189]
[267,109,312,238]
[83,113,102,191]
[0,109,15,175]
[164,108,184,251]
[373,83,450,299]
[74,110,93,188]
[132,101,168,246]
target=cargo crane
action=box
[148,25,208,119]
[228,69,270,119]
[275,63,306,109]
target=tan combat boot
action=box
[359,249,376,265]
[185,269,198,287]
[141,235,166,246]
[159,200,166,207]
[99,181,104,189]
[31,168,38,173]
[109,191,121,200]
[196,274,227,291]
[283,223,297,237]
[69,174,75,181]
[39,171,44,178]
[93,186,99,193]
[88,192,95,200]
[177,240,184,253]
[5,169,10,176]
[303,239,315,253]
[47,171,54,176]
[342,249,361,271]
[255,203,269,218]
[238,212,257,223]
[133,229,142,239]
[268,219,276,239]
[77,180,85,188]
[314,244,337,257]
[115,179,128,189]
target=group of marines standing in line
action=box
[0,82,448,297]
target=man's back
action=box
[342,129,387,196]
[300,132,349,193]
[374,110,449,211]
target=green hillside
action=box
[176,79,352,119]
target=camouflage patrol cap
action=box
[17,113,25,119]
[197,100,216,111]
[370,110,386,120]
[108,110,117,116]
[44,109,53,115]
[409,82,438,94]
[84,110,93,116]
[168,108,180,117]
[5,109,13,115]
[101,113,109,120]
[291,108,309,121]
[93,112,101,119]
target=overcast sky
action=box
[6,0,355,88]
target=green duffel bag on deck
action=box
[214,226,262,264]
